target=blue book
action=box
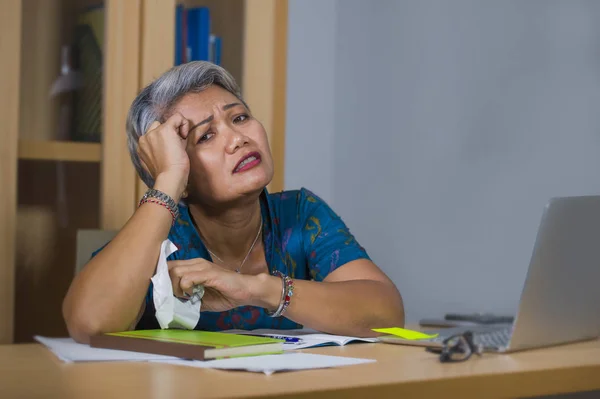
[209,34,222,65]
[174,4,184,65]
[187,7,210,61]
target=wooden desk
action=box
[1,340,600,398]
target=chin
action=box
[235,164,273,188]
[240,173,272,194]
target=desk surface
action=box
[1,339,600,399]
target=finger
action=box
[170,274,204,299]
[139,158,150,175]
[179,272,214,297]
[146,120,161,135]
[169,264,212,297]
[177,115,190,139]
[136,138,153,177]
[164,112,190,140]
[172,275,185,298]
[169,267,188,297]
[169,264,212,282]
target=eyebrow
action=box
[223,102,242,111]
[189,102,244,132]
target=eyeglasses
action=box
[425,331,483,362]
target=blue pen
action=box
[269,335,303,343]
[247,334,302,343]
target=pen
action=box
[246,334,303,343]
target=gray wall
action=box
[286,0,600,323]
[284,0,337,203]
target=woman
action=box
[63,61,404,343]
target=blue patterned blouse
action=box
[127,188,370,331]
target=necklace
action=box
[205,219,263,273]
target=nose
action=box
[224,125,249,154]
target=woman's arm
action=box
[63,114,190,343]
[249,259,404,337]
[170,257,404,338]
[62,175,177,343]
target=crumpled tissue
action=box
[151,239,202,329]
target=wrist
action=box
[154,171,186,202]
[248,273,282,310]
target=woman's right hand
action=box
[137,112,190,201]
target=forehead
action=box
[169,85,239,119]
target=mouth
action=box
[233,152,262,173]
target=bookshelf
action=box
[18,140,102,162]
[0,0,288,344]
[134,0,288,199]
[0,0,21,346]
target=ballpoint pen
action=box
[246,334,303,344]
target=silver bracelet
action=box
[266,272,287,318]
[139,188,180,221]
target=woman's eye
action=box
[198,132,215,143]
[233,114,249,124]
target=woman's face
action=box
[171,85,274,205]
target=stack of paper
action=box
[159,353,375,376]
[34,336,375,375]
[34,336,177,363]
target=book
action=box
[89,329,284,361]
[174,4,186,65]
[209,34,222,65]
[186,7,210,61]
[72,5,104,142]
[224,329,378,350]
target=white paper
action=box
[152,239,201,329]
[35,336,375,375]
[34,336,178,363]
[155,353,376,375]
[223,329,378,350]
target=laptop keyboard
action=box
[474,326,512,349]
[430,325,513,349]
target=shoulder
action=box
[265,188,335,227]
[267,187,328,212]
[263,188,331,233]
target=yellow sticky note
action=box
[372,327,438,340]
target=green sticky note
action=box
[372,327,438,340]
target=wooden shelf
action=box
[18,139,102,162]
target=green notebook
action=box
[90,329,284,361]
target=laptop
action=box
[382,196,600,353]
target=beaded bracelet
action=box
[139,188,180,223]
[139,197,177,226]
[266,271,294,318]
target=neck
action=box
[187,196,263,265]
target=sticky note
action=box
[372,327,438,340]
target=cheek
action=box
[188,150,217,181]
[260,137,274,168]
[251,123,272,155]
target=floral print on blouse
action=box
[130,188,371,331]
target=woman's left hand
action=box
[167,258,255,312]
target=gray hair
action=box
[126,61,247,188]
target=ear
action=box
[182,179,193,199]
